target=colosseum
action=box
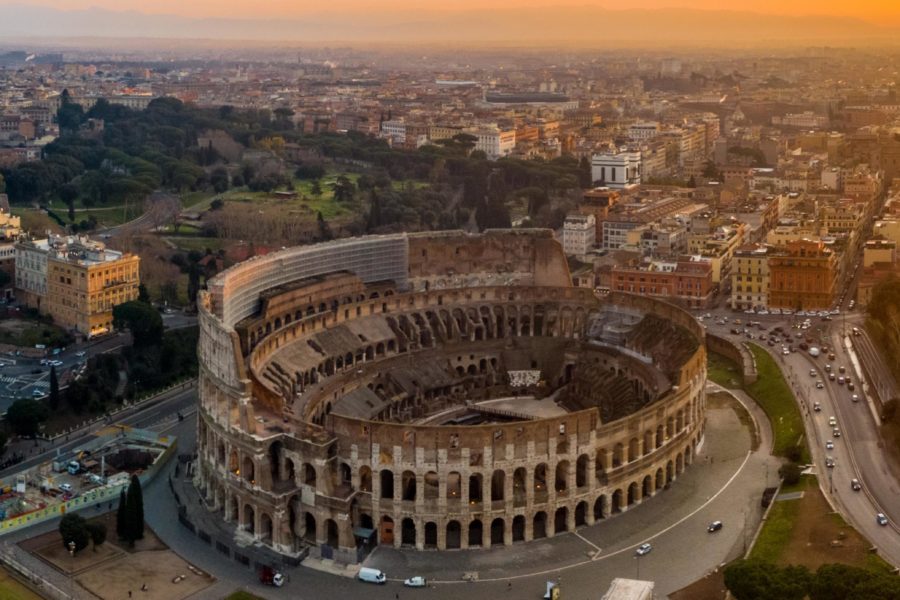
[195,230,707,563]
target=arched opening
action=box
[304,512,316,542]
[380,516,394,546]
[339,462,350,485]
[676,453,684,475]
[594,495,607,520]
[325,519,339,547]
[642,475,653,498]
[468,520,483,547]
[656,425,664,449]
[656,468,665,491]
[490,518,505,545]
[447,471,461,499]
[380,470,394,499]
[269,441,283,482]
[228,450,239,475]
[575,455,588,488]
[424,471,439,500]
[612,489,623,514]
[468,473,483,503]
[513,467,527,506]
[627,437,639,462]
[243,504,255,534]
[302,463,316,487]
[613,443,624,467]
[359,466,372,492]
[259,512,273,543]
[575,501,587,527]
[491,470,505,502]
[424,522,438,548]
[533,463,548,495]
[555,460,569,493]
[627,481,639,506]
[401,470,416,501]
[285,459,296,484]
[401,518,416,546]
[554,507,568,534]
[666,460,674,484]
[533,512,547,539]
[242,456,255,483]
[512,516,526,542]
[446,520,462,549]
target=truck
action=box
[66,460,81,475]
[258,566,284,587]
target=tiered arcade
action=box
[195,230,706,562]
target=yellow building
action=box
[687,223,746,284]
[863,239,897,268]
[731,244,770,310]
[44,237,140,338]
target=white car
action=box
[75,351,86,358]
[825,440,834,450]
[59,483,74,493]
[829,416,837,427]
[404,576,427,587]
[635,543,652,556]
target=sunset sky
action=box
[9,0,900,23]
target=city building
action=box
[731,244,771,310]
[40,236,141,337]
[611,259,714,308]
[562,214,596,256]
[468,126,516,160]
[591,149,642,188]
[768,239,836,310]
[579,188,620,242]
[14,238,50,310]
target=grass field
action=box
[225,592,266,600]
[750,475,893,572]
[707,351,744,388]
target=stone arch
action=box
[446,520,462,549]
[513,467,527,506]
[512,515,526,542]
[401,470,416,501]
[642,474,653,498]
[424,522,438,548]
[612,489,623,513]
[469,473,483,503]
[613,443,624,467]
[643,430,654,456]
[380,469,395,499]
[575,501,587,527]
[325,518,339,548]
[243,504,255,534]
[666,460,674,484]
[576,454,591,488]
[627,437,639,462]
[594,494,607,520]
[555,460,570,492]
[401,518,416,546]
[655,467,665,490]
[242,456,255,483]
[490,518,505,545]
[491,470,505,502]
[533,463,548,494]
[468,519,484,547]
[447,471,461,499]
[656,425,664,449]
[228,449,239,474]
[302,462,316,487]
[259,512,273,544]
[554,507,568,534]
[627,481,639,506]
[424,471,439,500]
[303,512,316,542]
[533,511,548,539]
[359,466,372,492]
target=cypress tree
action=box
[49,366,59,410]
[116,489,127,541]
[126,475,144,541]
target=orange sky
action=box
[13,0,900,23]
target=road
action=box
[704,307,900,567]
[97,191,181,239]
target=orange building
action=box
[611,259,713,308]
[768,239,836,310]
[578,187,620,242]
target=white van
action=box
[358,567,386,584]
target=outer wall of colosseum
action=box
[194,230,707,564]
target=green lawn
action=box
[750,490,801,563]
[225,592,266,600]
[707,351,743,388]
[745,343,809,462]
[0,569,41,600]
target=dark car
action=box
[708,520,723,533]
[851,479,861,491]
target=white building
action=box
[468,126,516,160]
[773,111,829,129]
[591,149,642,188]
[380,120,407,145]
[628,122,660,141]
[562,214,596,255]
[14,237,50,309]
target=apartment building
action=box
[611,259,713,308]
[591,149,642,188]
[730,244,771,310]
[14,238,49,309]
[768,239,836,311]
[562,214,596,256]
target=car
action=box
[75,351,86,357]
[816,381,825,389]
[809,369,818,377]
[59,483,73,493]
[828,353,836,360]
[838,377,845,385]
[824,363,832,371]
[833,428,841,438]
[877,513,889,526]
[825,457,835,468]
[829,373,836,381]
[782,349,791,355]
[50,360,63,367]
[829,416,837,426]
[826,440,834,450]
[839,366,846,373]
[848,381,855,391]
[813,402,822,412]
[851,394,860,402]
[708,520,723,532]
[635,543,652,556]
[404,576,427,588]
[851,479,861,491]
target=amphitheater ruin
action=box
[195,229,707,563]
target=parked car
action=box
[404,576,427,588]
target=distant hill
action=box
[0,4,895,46]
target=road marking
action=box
[571,532,601,555]
[419,450,754,585]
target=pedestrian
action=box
[508,581,512,591]
[128,592,132,599]
[395,594,399,600]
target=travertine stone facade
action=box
[195,230,706,563]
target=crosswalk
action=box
[0,375,49,388]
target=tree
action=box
[809,564,869,600]
[0,431,7,457]
[49,365,60,410]
[0,173,5,194]
[6,398,49,438]
[779,462,802,486]
[86,522,107,551]
[687,175,697,188]
[116,489,127,541]
[187,264,201,306]
[137,283,150,303]
[59,513,90,553]
[125,474,144,542]
[724,560,810,600]
[310,179,323,197]
[112,301,163,347]
[210,167,230,194]
[330,175,355,203]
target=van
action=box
[358,567,386,584]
